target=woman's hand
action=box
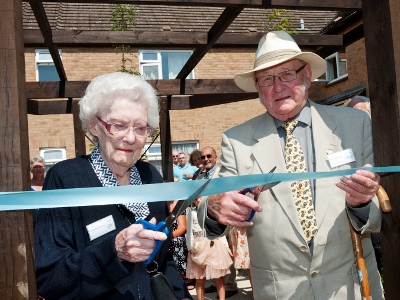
[115,217,167,263]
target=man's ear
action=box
[305,64,312,86]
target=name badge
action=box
[86,215,116,241]
[327,149,356,168]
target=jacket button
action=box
[300,245,307,252]
[311,271,318,278]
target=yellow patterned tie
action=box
[282,120,317,243]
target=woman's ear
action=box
[88,121,99,138]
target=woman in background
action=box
[30,155,45,191]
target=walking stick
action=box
[349,185,391,300]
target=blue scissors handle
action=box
[135,219,170,265]
[240,188,256,222]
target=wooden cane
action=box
[349,185,391,300]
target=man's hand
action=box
[207,191,263,227]
[336,164,381,207]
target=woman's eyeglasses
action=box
[97,116,153,138]
[201,154,213,160]
[32,165,44,170]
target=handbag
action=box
[148,261,179,300]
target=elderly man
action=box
[173,152,197,181]
[347,95,371,117]
[172,150,180,167]
[199,31,383,299]
[195,146,219,180]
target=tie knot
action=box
[282,120,298,134]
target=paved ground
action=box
[189,273,253,300]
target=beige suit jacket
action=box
[199,101,383,299]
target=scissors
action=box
[241,166,280,222]
[135,179,211,264]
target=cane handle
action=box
[376,185,392,213]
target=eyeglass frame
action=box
[32,165,45,170]
[201,154,214,160]
[96,116,153,138]
[254,64,307,87]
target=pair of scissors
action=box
[241,166,280,222]
[136,179,211,264]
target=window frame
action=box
[35,49,62,82]
[139,50,194,80]
[39,147,67,172]
[325,52,348,84]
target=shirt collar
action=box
[274,100,312,129]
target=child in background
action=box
[186,197,232,300]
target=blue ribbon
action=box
[0,166,399,211]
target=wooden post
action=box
[0,0,37,298]
[362,0,400,298]
[72,99,87,156]
[160,96,173,182]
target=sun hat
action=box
[234,31,327,92]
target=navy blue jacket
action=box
[35,156,191,300]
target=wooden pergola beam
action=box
[23,0,362,10]
[28,1,67,82]
[27,92,259,114]
[25,79,246,99]
[176,6,243,79]
[24,30,344,48]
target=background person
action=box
[188,149,203,180]
[34,72,191,300]
[199,31,383,299]
[173,152,197,181]
[173,150,180,167]
[168,200,190,287]
[347,95,371,117]
[347,95,382,274]
[30,155,46,191]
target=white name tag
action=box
[86,215,116,241]
[327,149,356,168]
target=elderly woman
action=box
[30,155,46,191]
[34,72,192,300]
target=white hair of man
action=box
[347,95,371,116]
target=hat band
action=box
[254,49,302,69]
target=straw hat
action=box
[234,31,327,92]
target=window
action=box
[139,50,194,80]
[144,141,199,175]
[324,52,348,83]
[39,147,66,172]
[35,49,62,81]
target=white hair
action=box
[79,72,160,134]
[347,96,371,116]
[30,155,45,167]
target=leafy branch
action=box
[110,4,140,75]
[262,9,297,34]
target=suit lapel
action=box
[310,103,343,226]
[251,113,304,238]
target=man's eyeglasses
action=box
[172,155,178,158]
[201,154,213,160]
[255,64,306,87]
[97,116,153,138]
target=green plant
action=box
[110,4,136,31]
[262,9,297,34]
[110,4,140,75]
